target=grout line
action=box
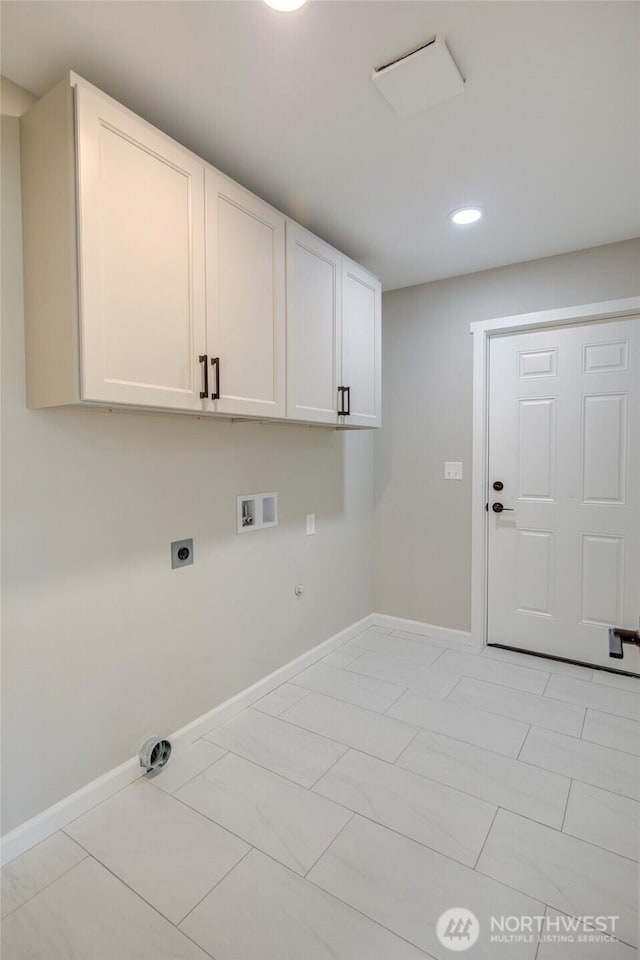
[285,679,407,717]
[578,707,588,739]
[197,742,346,793]
[177,845,253,927]
[393,724,423,764]
[382,685,410,715]
[472,805,500,870]
[443,674,465,699]
[559,779,573,832]
[0,849,90,921]
[55,849,218,959]
[515,724,531,760]
[308,748,351,790]
[303,811,355,878]
[248,842,432,958]
[153,749,229,797]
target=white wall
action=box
[1,112,374,834]
[374,238,640,631]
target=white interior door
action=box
[205,169,285,419]
[76,84,207,410]
[488,317,640,673]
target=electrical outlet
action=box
[171,538,193,569]
[306,513,316,535]
[444,461,463,480]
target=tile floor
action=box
[2,624,639,959]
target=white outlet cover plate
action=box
[444,461,463,480]
[306,513,315,535]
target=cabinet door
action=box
[205,169,286,418]
[286,223,342,424]
[341,259,382,427]
[75,84,207,410]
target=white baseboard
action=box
[0,613,373,866]
[369,612,475,649]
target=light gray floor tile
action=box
[520,727,640,800]
[563,781,639,861]
[0,858,209,960]
[477,809,638,947]
[397,730,570,827]
[434,650,550,694]
[537,910,636,958]
[545,675,640,721]
[313,749,495,866]
[343,629,444,667]
[344,650,458,698]
[392,629,475,651]
[65,779,248,924]
[180,848,427,960]
[205,708,346,786]
[176,752,351,875]
[321,648,363,669]
[253,683,309,717]
[592,670,640,694]
[291,661,405,712]
[388,690,529,757]
[481,645,594,680]
[308,815,541,959]
[281,692,417,762]
[582,709,640,757]
[146,740,226,794]
[449,677,584,735]
[1,832,86,918]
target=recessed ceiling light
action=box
[450,207,483,225]
[264,0,307,10]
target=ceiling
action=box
[2,1,639,290]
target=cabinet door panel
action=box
[76,84,206,409]
[341,260,381,427]
[286,223,341,424]
[206,170,285,418]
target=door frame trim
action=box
[469,296,640,650]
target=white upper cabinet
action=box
[21,74,381,428]
[205,170,286,418]
[286,222,342,425]
[340,258,382,428]
[76,83,207,410]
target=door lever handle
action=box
[492,502,514,513]
[609,626,640,660]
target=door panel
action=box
[206,170,285,418]
[286,223,341,424]
[582,394,627,502]
[76,84,206,410]
[341,259,381,428]
[488,317,639,673]
[518,399,556,499]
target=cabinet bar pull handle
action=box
[211,357,220,400]
[338,386,345,416]
[344,386,351,416]
[199,355,208,399]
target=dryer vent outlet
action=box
[140,737,172,773]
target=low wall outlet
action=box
[295,584,304,598]
[444,461,463,480]
[306,513,316,535]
